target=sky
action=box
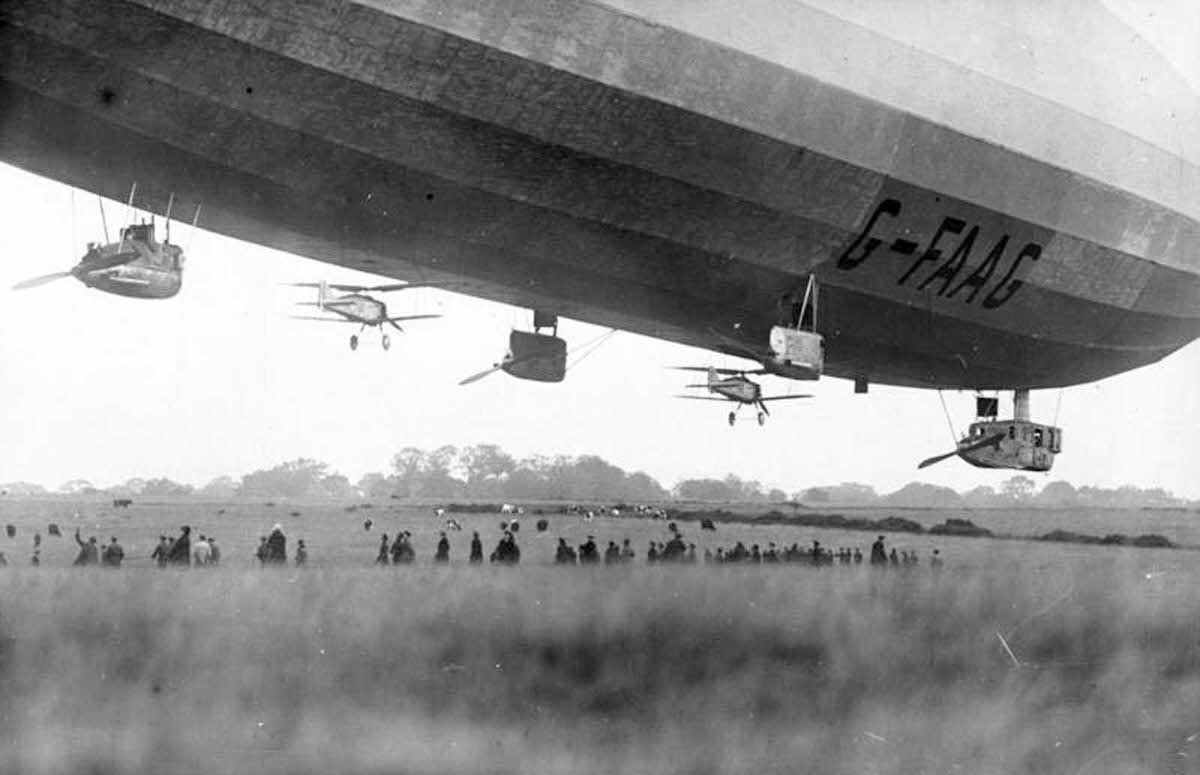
[1,163,1197,498]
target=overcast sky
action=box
[1,164,1196,498]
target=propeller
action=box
[460,350,561,386]
[12,249,139,291]
[12,272,73,290]
[918,432,1005,470]
[459,355,518,386]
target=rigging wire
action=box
[69,187,76,254]
[937,389,959,442]
[1053,387,1064,426]
[566,328,618,372]
[185,202,202,254]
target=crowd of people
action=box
[15,518,947,571]
[697,534,939,566]
[372,524,945,570]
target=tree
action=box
[241,458,344,498]
[622,471,668,502]
[673,478,735,502]
[798,487,830,503]
[198,476,239,498]
[1001,476,1037,503]
[357,472,394,498]
[1036,480,1078,506]
[425,445,459,477]
[141,477,195,496]
[882,483,963,508]
[0,482,47,496]
[962,485,1001,508]
[459,444,515,492]
[391,448,424,479]
[795,483,878,505]
[315,472,355,498]
[59,479,97,495]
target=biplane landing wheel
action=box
[757,412,766,426]
[350,334,359,351]
[381,334,391,351]
[728,411,736,427]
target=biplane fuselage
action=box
[706,371,762,405]
[321,294,387,325]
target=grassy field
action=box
[0,498,1197,774]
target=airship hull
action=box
[0,0,1196,387]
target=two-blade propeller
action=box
[12,271,75,290]
[458,354,520,386]
[12,249,140,291]
[918,432,1006,469]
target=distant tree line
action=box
[673,475,788,503]
[358,445,669,502]
[795,477,1193,509]
[2,452,1196,508]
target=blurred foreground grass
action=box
[0,560,1197,774]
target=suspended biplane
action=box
[675,367,812,426]
[288,280,441,350]
[12,185,197,300]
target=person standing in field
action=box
[870,535,887,566]
[435,532,450,564]
[192,535,212,566]
[265,524,287,564]
[295,540,308,566]
[255,536,268,564]
[376,533,390,565]
[208,538,221,566]
[151,535,170,567]
[101,537,125,568]
[578,536,598,564]
[73,529,99,566]
[469,531,483,564]
[167,526,192,566]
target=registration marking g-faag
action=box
[837,198,1042,310]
